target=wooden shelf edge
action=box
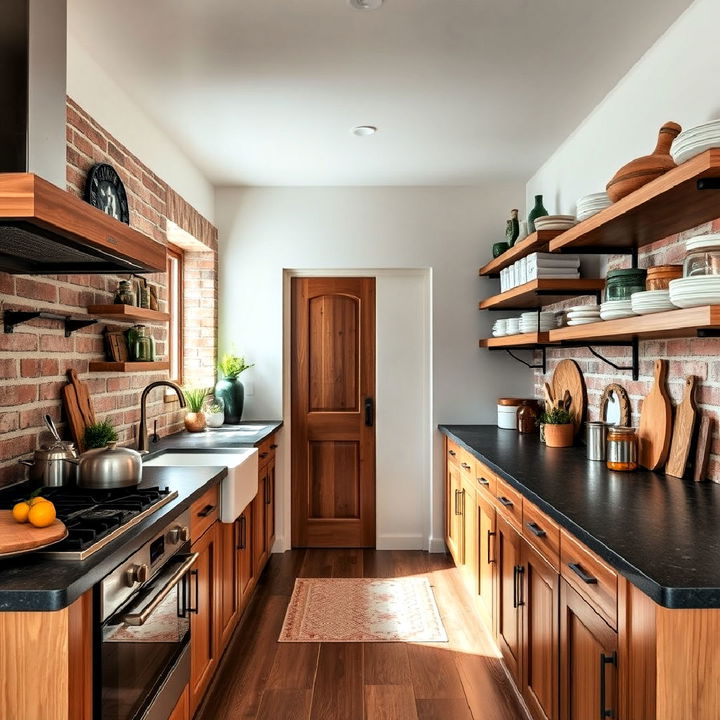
[87,305,170,323]
[479,278,605,310]
[479,332,552,348]
[478,230,563,277]
[88,361,170,373]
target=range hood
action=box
[0,0,166,275]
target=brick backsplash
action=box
[0,98,218,487]
[533,218,720,482]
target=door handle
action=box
[487,530,496,564]
[512,565,519,608]
[515,565,525,607]
[365,397,374,427]
[599,651,617,718]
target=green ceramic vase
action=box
[527,195,548,233]
[214,377,245,424]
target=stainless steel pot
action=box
[77,442,143,489]
[19,442,79,487]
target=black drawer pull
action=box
[270,443,278,449]
[188,569,199,614]
[197,504,216,518]
[498,496,513,508]
[599,651,617,718]
[477,476,490,486]
[568,562,598,584]
[461,462,472,470]
[487,530,496,564]
[448,450,456,456]
[260,452,269,459]
[526,521,547,538]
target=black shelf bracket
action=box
[498,347,547,374]
[559,338,639,380]
[3,311,97,337]
[697,178,720,190]
[698,328,720,338]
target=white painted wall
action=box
[216,185,532,552]
[66,36,215,222]
[526,0,717,216]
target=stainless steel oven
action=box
[97,510,197,720]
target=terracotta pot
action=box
[606,122,681,202]
[184,411,206,433]
[544,423,575,448]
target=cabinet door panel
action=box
[496,512,522,684]
[522,541,559,720]
[446,461,463,564]
[265,457,276,553]
[254,476,269,572]
[560,580,618,720]
[460,478,477,594]
[237,506,255,608]
[218,521,240,651]
[477,492,496,629]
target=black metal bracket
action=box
[560,338,639,380]
[556,244,638,268]
[3,311,97,337]
[698,329,720,338]
[499,347,547,373]
[697,178,720,190]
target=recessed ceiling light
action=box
[352,125,378,136]
[349,0,383,10]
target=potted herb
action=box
[183,387,211,432]
[83,420,118,450]
[214,353,254,424]
[540,407,575,448]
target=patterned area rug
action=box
[279,577,448,643]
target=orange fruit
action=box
[11,502,30,523]
[29,496,49,506]
[28,501,56,528]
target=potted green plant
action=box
[214,353,254,424]
[540,407,575,448]
[183,387,211,432]
[83,420,118,449]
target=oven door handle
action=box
[121,553,199,627]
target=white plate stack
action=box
[534,215,578,232]
[669,276,720,308]
[671,120,720,165]
[526,252,580,281]
[566,305,601,326]
[576,192,612,221]
[492,319,508,337]
[600,299,637,321]
[519,311,556,334]
[631,290,675,315]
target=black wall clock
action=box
[84,163,130,224]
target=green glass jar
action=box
[527,195,548,233]
[129,325,155,362]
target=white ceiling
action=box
[68,0,692,187]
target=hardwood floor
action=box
[196,550,530,720]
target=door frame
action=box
[280,268,433,552]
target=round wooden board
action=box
[552,359,587,435]
[0,511,67,556]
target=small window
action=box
[166,244,184,384]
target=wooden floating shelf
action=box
[549,306,720,343]
[479,332,553,348]
[88,361,170,373]
[550,149,720,254]
[478,230,564,277]
[478,279,605,310]
[87,305,170,323]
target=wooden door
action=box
[236,505,254,609]
[190,522,220,715]
[477,491,496,629]
[496,511,523,685]
[560,580,618,720]
[521,540,559,720]
[253,483,268,573]
[460,476,477,593]
[218,521,240,652]
[265,455,276,552]
[446,461,463,564]
[291,277,376,547]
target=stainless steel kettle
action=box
[76,442,143,489]
[19,442,79,487]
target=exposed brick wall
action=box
[533,218,720,482]
[0,98,218,487]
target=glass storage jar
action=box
[606,426,638,472]
[114,280,136,306]
[128,325,155,362]
[683,235,720,277]
[646,264,683,290]
[202,394,225,429]
[605,268,647,300]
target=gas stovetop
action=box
[7,486,178,560]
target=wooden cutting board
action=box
[638,359,672,471]
[693,414,712,483]
[0,512,67,557]
[552,359,587,435]
[666,375,698,478]
[62,369,96,452]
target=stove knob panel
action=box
[125,563,149,587]
[168,526,190,544]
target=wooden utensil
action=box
[0,512,67,557]
[638,359,672,471]
[693,414,712,483]
[62,370,96,453]
[552,359,587,435]
[606,122,681,202]
[666,375,698,478]
[543,382,554,412]
[562,389,572,412]
[68,369,95,428]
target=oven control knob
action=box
[168,526,189,544]
[125,563,149,587]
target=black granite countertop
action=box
[440,425,720,609]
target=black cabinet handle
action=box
[236,515,247,550]
[498,496,513,508]
[448,450,456,456]
[526,521,547,538]
[512,565,518,608]
[270,443,278,449]
[365,397,374,427]
[188,569,199,614]
[513,565,525,608]
[259,452,269,459]
[599,651,617,718]
[516,565,525,607]
[461,462,472,470]
[477,476,490,486]
[568,562,598,584]
[487,530,496,564]
[197,504,215,518]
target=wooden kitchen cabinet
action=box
[560,580,618,720]
[496,510,523,685]
[236,504,255,609]
[189,521,221,715]
[168,685,189,720]
[459,473,477,593]
[477,491,496,629]
[265,454,276,553]
[218,520,241,652]
[253,485,268,572]
[445,459,464,565]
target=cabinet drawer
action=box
[190,485,220,541]
[560,529,618,629]
[475,459,497,496]
[446,438,462,467]
[495,476,523,530]
[522,501,560,571]
[257,434,277,468]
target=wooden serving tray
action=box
[0,511,67,557]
